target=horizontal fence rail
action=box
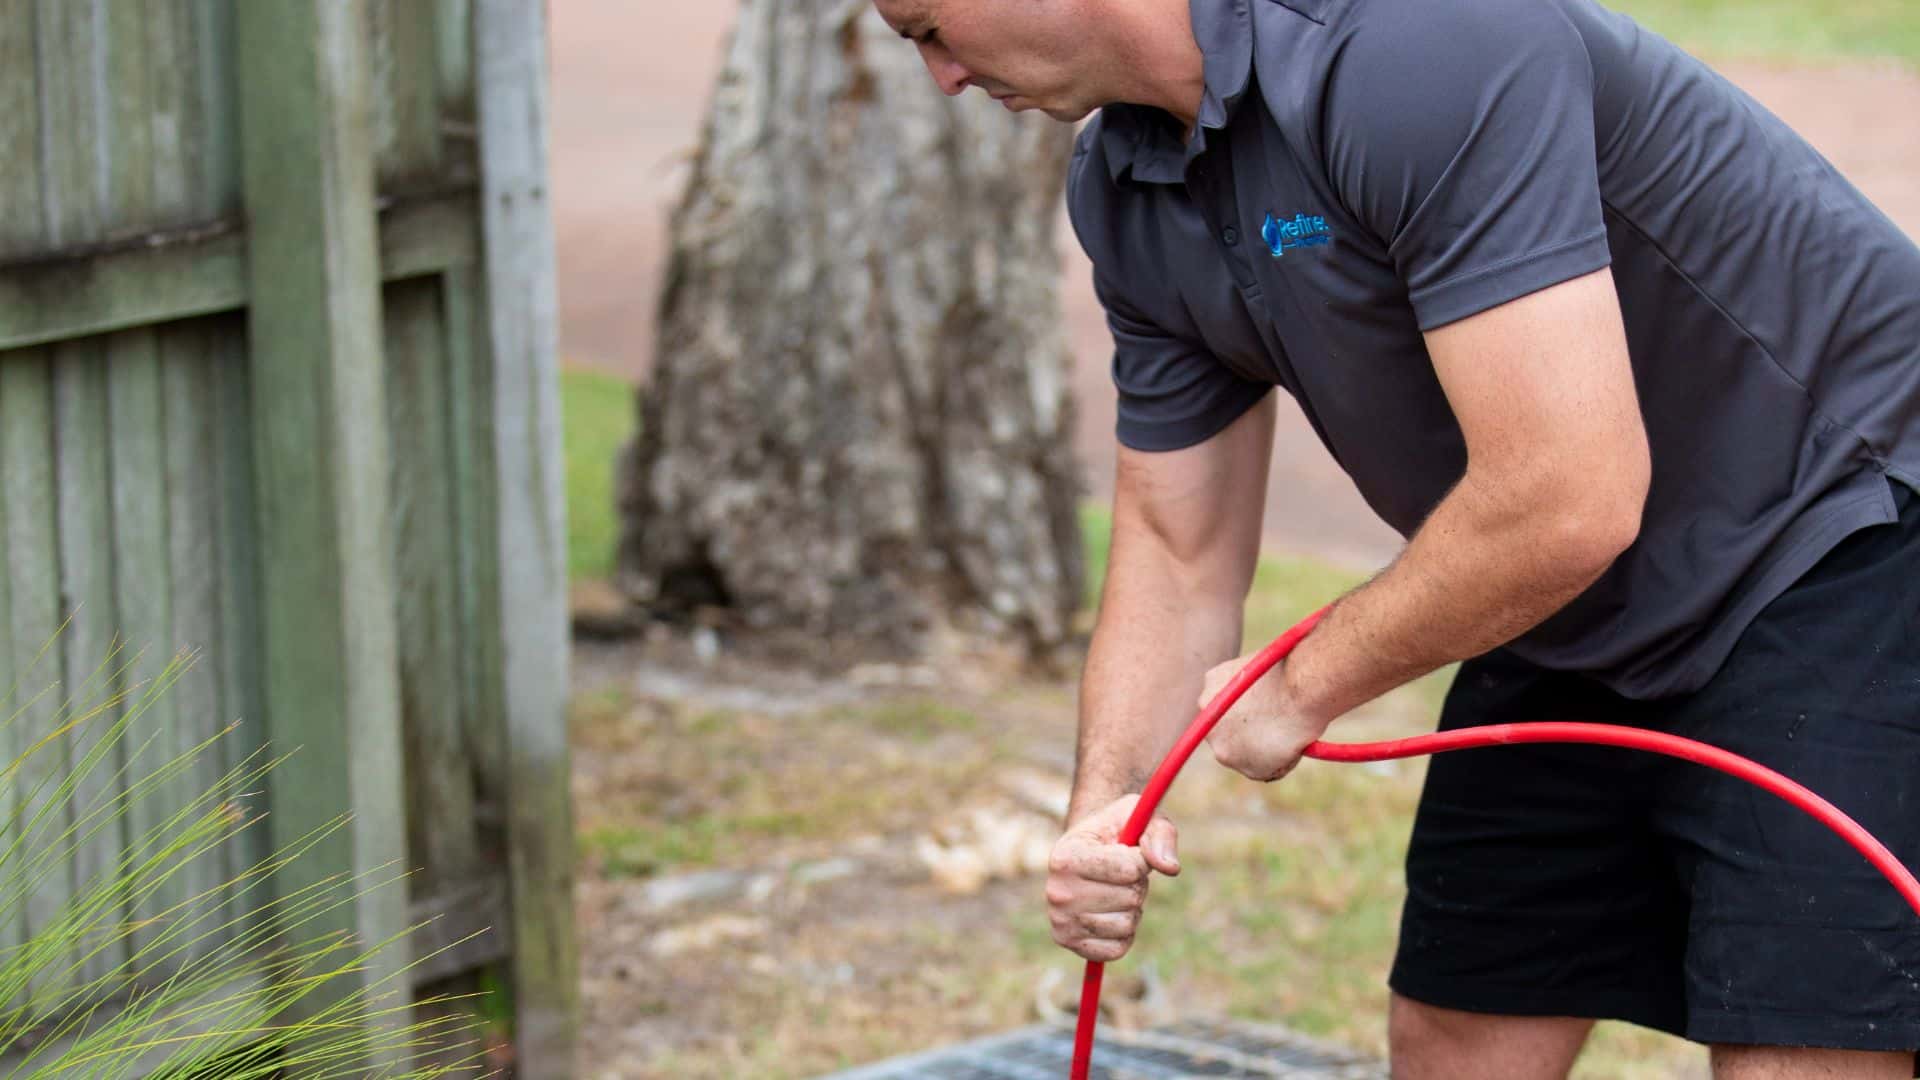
[0,191,481,353]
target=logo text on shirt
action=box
[1262,212,1333,257]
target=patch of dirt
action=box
[569,630,1082,1078]
[553,0,1920,571]
[566,627,1440,1077]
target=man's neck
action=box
[1104,0,1207,130]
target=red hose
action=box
[1069,606,1920,1080]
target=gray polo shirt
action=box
[1067,0,1920,698]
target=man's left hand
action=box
[1200,656,1333,782]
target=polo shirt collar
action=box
[1101,0,1255,185]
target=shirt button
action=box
[1222,226,1240,246]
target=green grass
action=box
[860,698,982,743]
[582,818,742,879]
[1608,0,1920,68]
[560,368,637,582]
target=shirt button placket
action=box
[1191,153,1255,290]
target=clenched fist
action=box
[1045,795,1180,963]
[1200,655,1332,782]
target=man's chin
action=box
[1039,102,1094,123]
[985,89,1092,124]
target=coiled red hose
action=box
[1069,606,1920,1079]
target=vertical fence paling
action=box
[24,0,100,1006]
[234,1,410,1063]
[0,352,62,1002]
[387,277,484,899]
[0,0,34,1004]
[443,263,510,830]
[149,0,236,975]
[476,0,578,1073]
[211,320,266,941]
[53,341,121,991]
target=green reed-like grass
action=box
[0,642,490,1078]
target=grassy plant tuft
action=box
[0,646,491,1078]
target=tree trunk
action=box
[616,0,1083,656]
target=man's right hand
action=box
[1045,794,1181,963]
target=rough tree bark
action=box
[616,0,1083,655]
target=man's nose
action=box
[917,45,970,96]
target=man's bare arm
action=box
[1207,269,1650,780]
[1069,394,1276,823]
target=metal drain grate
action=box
[822,1019,1387,1079]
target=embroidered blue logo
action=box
[1262,212,1333,257]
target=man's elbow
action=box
[1551,497,1642,579]
[1546,452,1649,579]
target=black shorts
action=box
[1391,481,1920,1055]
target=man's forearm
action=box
[1282,468,1640,725]
[1069,578,1244,826]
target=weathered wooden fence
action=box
[0,0,574,1072]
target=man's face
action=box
[872,0,1100,122]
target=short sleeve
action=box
[1097,270,1272,453]
[1324,1,1613,331]
[1066,127,1271,453]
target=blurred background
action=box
[553,0,1920,582]
[554,3,1920,1078]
